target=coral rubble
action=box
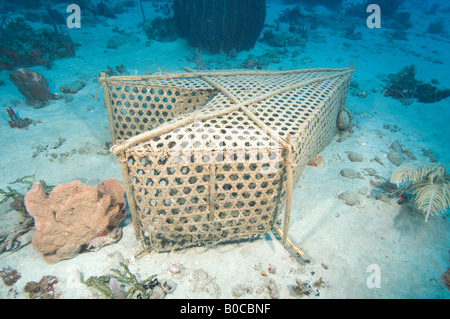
[82,262,173,299]
[24,275,59,299]
[383,65,450,104]
[0,267,21,286]
[6,107,33,129]
[308,155,324,168]
[0,17,75,71]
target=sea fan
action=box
[390,162,450,222]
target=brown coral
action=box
[9,68,50,108]
[24,179,126,264]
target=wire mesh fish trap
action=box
[101,66,354,254]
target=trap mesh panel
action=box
[103,77,218,140]
[102,67,354,252]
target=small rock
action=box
[390,141,403,153]
[60,80,85,94]
[340,168,358,179]
[375,192,391,203]
[338,191,358,206]
[348,151,363,162]
[337,109,351,131]
[387,151,403,166]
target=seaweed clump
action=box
[82,262,174,299]
[383,65,450,104]
[0,267,21,286]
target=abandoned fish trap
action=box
[100,66,354,255]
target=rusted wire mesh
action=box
[101,66,354,253]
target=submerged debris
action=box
[292,278,319,297]
[24,275,59,299]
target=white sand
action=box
[0,0,449,299]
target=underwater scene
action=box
[0,0,449,302]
